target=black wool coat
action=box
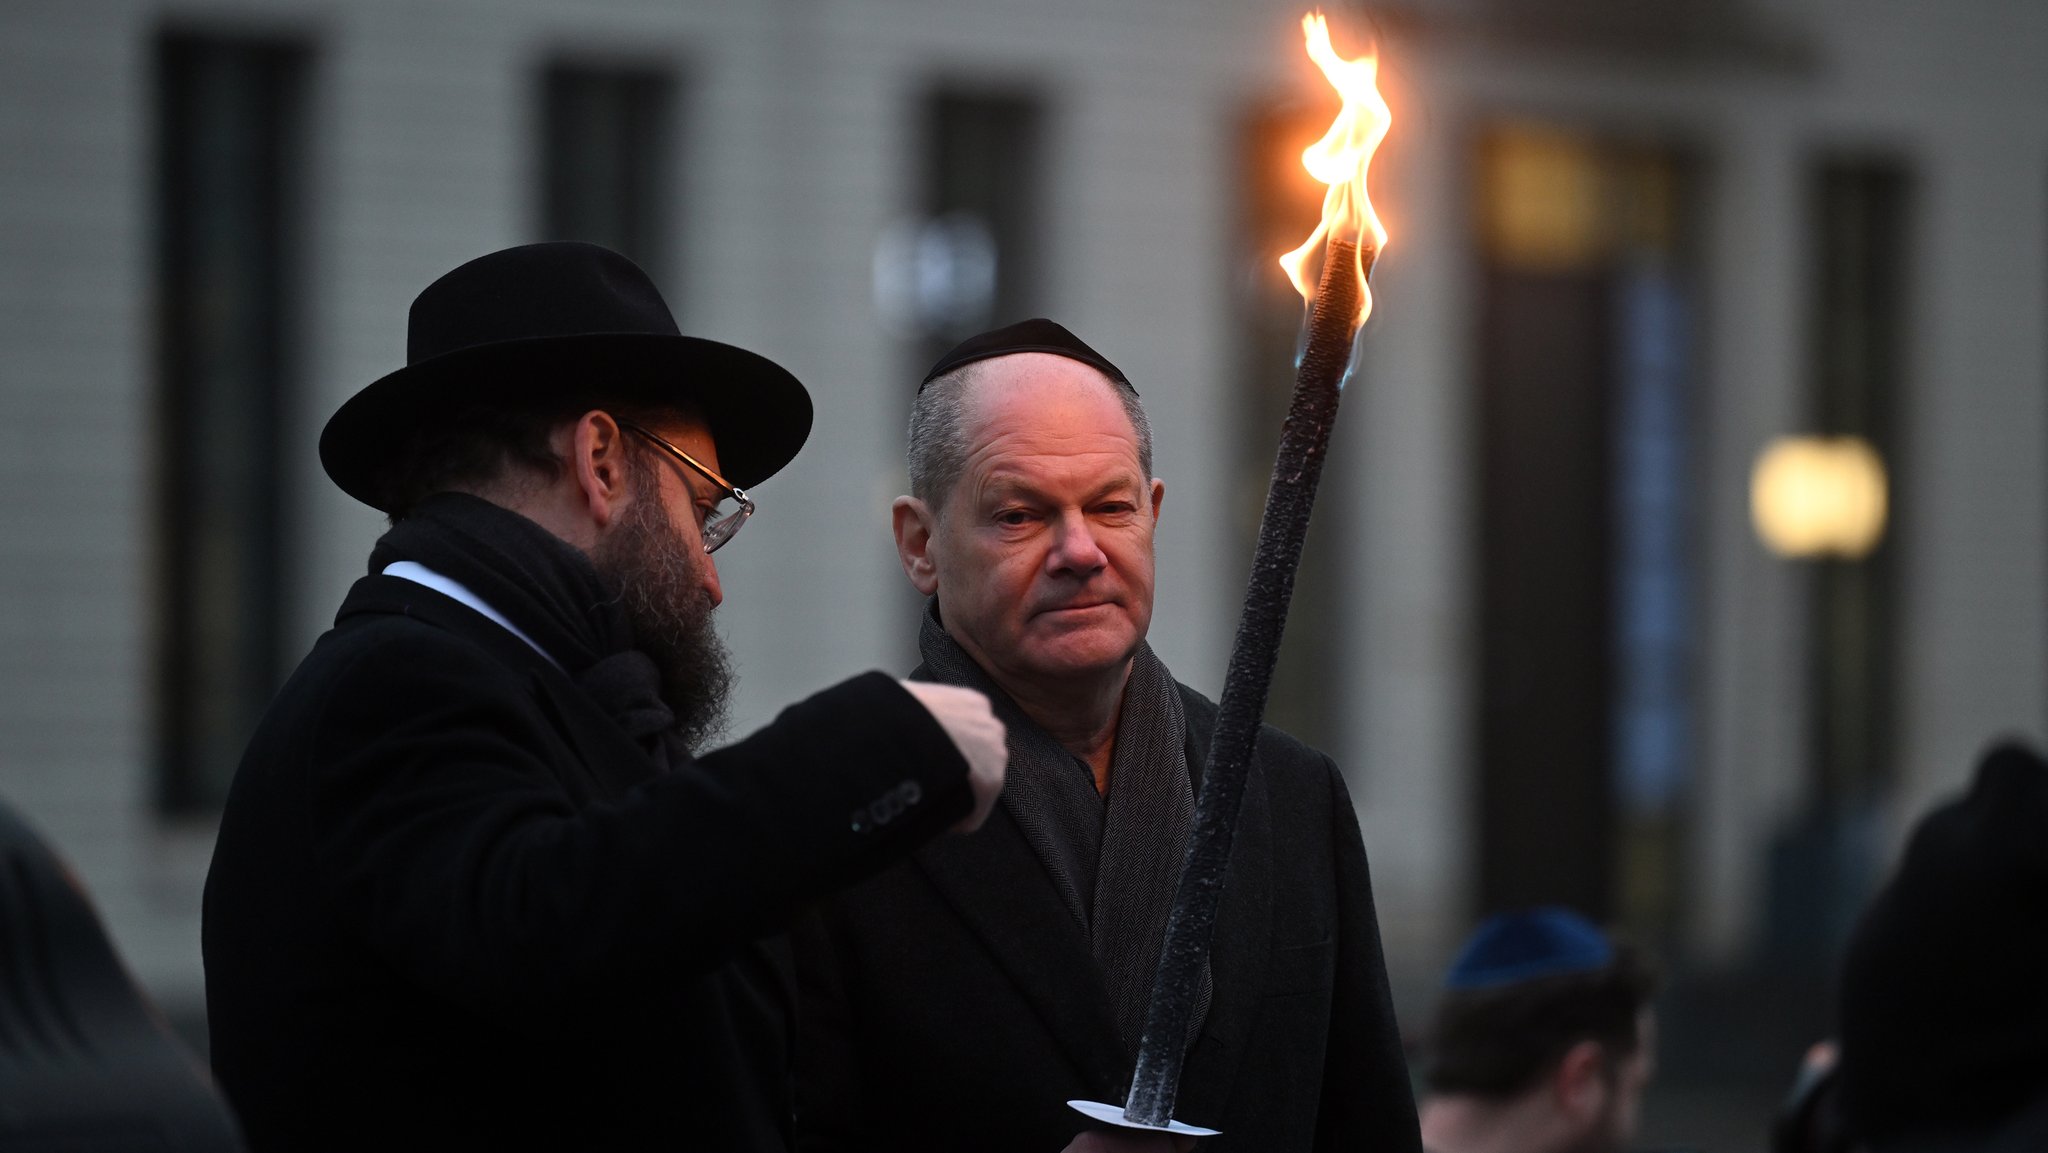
[792,684,1423,1153]
[202,574,972,1152]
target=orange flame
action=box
[1278,12,1391,326]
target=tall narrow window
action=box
[1607,149,1696,944]
[1471,123,1700,933]
[886,89,1046,660]
[154,32,309,812]
[1761,159,1910,961]
[540,63,675,289]
[1753,155,1908,966]
[1807,160,1907,808]
[912,90,1044,366]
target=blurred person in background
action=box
[1418,908,1660,1153]
[792,319,1420,1153]
[1771,1040,1854,1153]
[201,242,1007,1152]
[1835,741,2048,1153]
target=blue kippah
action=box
[1445,907,1614,990]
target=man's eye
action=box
[701,504,726,526]
[995,509,1034,527]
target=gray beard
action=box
[590,469,734,753]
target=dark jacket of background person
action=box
[202,573,972,1152]
[792,683,1422,1153]
[1836,740,2048,1152]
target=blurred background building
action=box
[4,0,2044,1146]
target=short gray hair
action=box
[907,359,1153,513]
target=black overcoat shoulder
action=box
[791,684,1422,1153]
[202,575,972,1152]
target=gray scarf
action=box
[916,603,1210,1058]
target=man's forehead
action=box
[975,456,1145,496]
[962,354,1136,438]
[957,440,1147,521]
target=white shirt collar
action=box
[381,560,562,669]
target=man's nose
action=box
[1046,510,1108,576]
[701,553,725,607]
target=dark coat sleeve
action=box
[301,623,970,1034]
[790,908,871,1153]
[1316,763,1424,1153]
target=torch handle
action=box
[1122,239,1366,1126]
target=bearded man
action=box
[792,320,1420,1153]
[201,242,1006,1152]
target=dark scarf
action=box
[915,603,1210,1058]
[368,492,685,773]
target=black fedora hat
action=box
[319,241,812,511]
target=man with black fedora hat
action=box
[201,241,1007,1151]
[790,319,1419,1153]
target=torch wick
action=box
[1301,237,1367,392]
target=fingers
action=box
[900,682,1008,832]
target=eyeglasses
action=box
[617,420,754,554]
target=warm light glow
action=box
[1479,125,1604,271]
[1751,436,1889,559]
[1278,11,1392,326]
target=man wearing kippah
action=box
[1417,908,1660,1153]
[792,320,1421,1153]
[201,242,1010,1151]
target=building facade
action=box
[3,0,2045,1078]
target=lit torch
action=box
[1069,10,1391,1137]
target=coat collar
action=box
[335,574,659,800]
[904,682,1276,1117]
[338,573,549,674]
[911,804,1130,1093]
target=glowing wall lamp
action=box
[1751,436,1889,559]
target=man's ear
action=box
[893,496,940,596]
[1553,1039,1609,1122]
[1149,477,1165,524]
[569,410,632,530]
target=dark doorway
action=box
[1477,265,1617,916]
[1472,124,1699,932]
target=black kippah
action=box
[919,317,1136,394]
